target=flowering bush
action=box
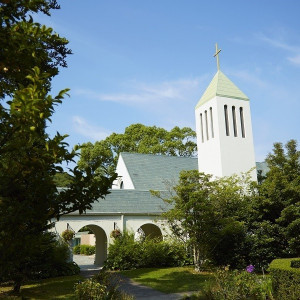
[202,268,274,300]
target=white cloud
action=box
[257,33,300,67]
[257,34,299,52]
[72,116,111,141]
[230,70,267,88]
[288,54,300,66]
[74,76,207,107]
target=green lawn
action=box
[120,266,213,294]
[0,275,82,299]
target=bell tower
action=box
[195,44,257,180]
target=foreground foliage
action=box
[0,1,116,291]
[0,0,71,98]
[201,269,273,300]
[74,270,133,300]
[0,68,116,292]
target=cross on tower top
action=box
[213,43,221,70]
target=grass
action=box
[120,266,213,294]
[0,275,82,299]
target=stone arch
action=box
[77,224,107,266]
[139,223,163,240]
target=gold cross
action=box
[213,43,221,70]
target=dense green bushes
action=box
[14,237,80,280]
[104,231,191,270]
[73,244,95,255]
[184,269,273,300]
[269,258,300,300]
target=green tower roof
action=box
[195,70,249,109]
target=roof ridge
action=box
[195,70,249,108]
[121,152,197,159]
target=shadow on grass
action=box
[0,275,82,299]
[121,267,213,294]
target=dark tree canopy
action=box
[0,69,116,291]
[0,2,116,292]
[78,123,197,176]
[0,0,71,98]
[249,139,300,265]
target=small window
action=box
[200,113,204,143]
[240,107,245,138]
[120,181,124,189]
[210,107,214,138]
[205,110,209,140]
[232,106,237,137]
[224,105,229,136]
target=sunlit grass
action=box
[120,266,213,294]
[0,275,82,299]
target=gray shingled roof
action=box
[83,190,170,215]
[67,154,268,215]
[121,152,198,190]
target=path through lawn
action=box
[120,266,212,294]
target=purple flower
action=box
[246,264,255,273]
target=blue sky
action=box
[38,1,300,162]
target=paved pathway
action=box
[73,255,194,300]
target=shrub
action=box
[73,244,81,254]
[201,269,273,300]
[291,260,300,268]
[104,231,191,270]
[35,239,80,279]
[80,245,95,255]
[73,244,95,255]
[104,231,142,270]
[141,238,192,268]
[74,270,133,300]
[269,258,300,300]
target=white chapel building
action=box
[55,46,266,266]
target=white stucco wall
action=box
[196,96,257,181]
[112,154,135,189]
[53,213,168,265]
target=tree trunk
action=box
[193,246,201,271]
[13,278,21,294]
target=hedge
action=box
[269,258,300,300]
[73,244,95,255]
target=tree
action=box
[78,123,197,176]
[0,0,71,98]
[53,172,73,187]
[248,140,300,266]
[0,2,116,292]
[0,68,116,292]
[153,170,251,271]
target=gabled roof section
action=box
[84,190,170,214]
[195,70,249,109]
[120,152,198,190]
